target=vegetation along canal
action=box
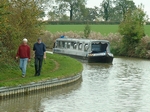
[1,57,150,112]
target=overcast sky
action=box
[86,0,150,18]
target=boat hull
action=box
[88,55,113,63]
[53,52,113,63]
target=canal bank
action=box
[0,52,83,99]
[0,73,82,99]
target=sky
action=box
[86,0,150,18]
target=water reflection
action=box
[1,57,150,112]
[110,57,150,112]
[0,78,82,112]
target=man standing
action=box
[16,38,30,77]
[33,38,46,76]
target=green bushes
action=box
[84,24,91,38]
[118,6,148,57]
[0,0,43,66]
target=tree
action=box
[113,0,136,21]
[55,0,87,21]
[48,6,60,21]
[100,0,112,21]
[82,7,99,21]
[84,24,91,38]
[59,14,69,21]
[48,5,69,21]
[0,0,12,61]
[118,4,148,55]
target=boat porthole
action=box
[74,43,77,49]
[78,43,82,50]
[84,44,89,51]
[67,42,71,48]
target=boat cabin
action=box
[53,37,113,63]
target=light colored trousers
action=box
[19,58,28,75]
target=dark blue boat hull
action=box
[88,55,113,63]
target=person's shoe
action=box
[37,73,40,76]
[22,75,25,78]
[34,72,38,76]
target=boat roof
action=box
[56,37,110,43]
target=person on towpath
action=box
[33,38,46,76]
[16,38,31,78]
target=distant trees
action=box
[99,0,137,22]
[48,0,99,21]
[113,0,136,21]
[48,5,69,21]
[55,0,86,21]
[47,0,142,22]
[100,0,112,21]
[83,7,99,21]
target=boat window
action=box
[91,42,108,53]
[56,41,61,48]
[54,41,57,48]
[101,43,108,52]
[61,41,67,48]
[56,41,58,48]
[84,44,89,51]
[78,43,82,50]
[92,44,101,53]
[73,43,77,49]
[67,42,71,48]
[62,41,65,48]
[60,41,63,48]
[71,42,75,49]
[64,42,67,48]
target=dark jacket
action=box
[33,42,46,56]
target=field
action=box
[44,25,150,36]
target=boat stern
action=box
[87,52,113,63]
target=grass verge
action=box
[0,53,83,87]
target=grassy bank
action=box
[0,53,83,87]
[44,25,150,36]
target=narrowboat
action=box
[53,37,113,63]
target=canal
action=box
[1,57,150,112]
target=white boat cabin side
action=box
[53,38,112,58]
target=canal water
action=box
[1,57,150,112]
